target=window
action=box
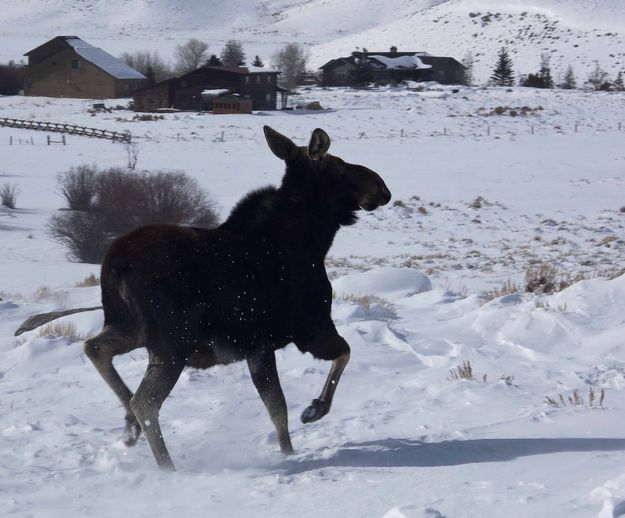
[71,59,81,69]
[245,76,250,83]
[25,78,33,88]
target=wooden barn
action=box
[23,36,148,99]
[133,66,285,113]
[320,47,465,86]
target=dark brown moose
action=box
[22,126,391,470]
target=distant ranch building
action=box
[320,47,465,86]
[24,36,148,99]
[133,66,286,113]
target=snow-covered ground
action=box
[2,85,625,517]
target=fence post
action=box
[62,135,66,145]
[487,126,491,136]
[47,135,50,146]
[9,136,12,145]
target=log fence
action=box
[0,117,132,143]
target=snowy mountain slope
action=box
[1,0,624,83]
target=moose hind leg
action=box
[247,350,294,454]
[129,352,185,471]
[298,329,351,424]
[84,326,142,446]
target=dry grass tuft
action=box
[545,387,605,408]
[335,292,397,318]
[485,279,521,300]
[37,321,86,340]
[75,273,100,287]
[0,285,69,305]
[450,360,474,381]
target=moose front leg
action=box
[298,329,351,424]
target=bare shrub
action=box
[525,262,558,294]
[1,183,19,209]
[468,195,485,209]
[174,38,209,75]
[48,211,109,264]
[48,167,219,263]
[56,165,99,211]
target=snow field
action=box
[1,86,625,516]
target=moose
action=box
[18,126,391,470]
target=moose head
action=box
[263,126,392,214]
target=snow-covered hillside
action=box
[1,0,625,83]
[2,85,625,516]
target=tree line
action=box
[481,47,625,91]
[118,38,307,89]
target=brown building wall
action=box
[133,83,171,112]
[25,48,146,99]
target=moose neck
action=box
[279,159,358,258]
[223,162,358,260]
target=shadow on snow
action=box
[278,437,625,475]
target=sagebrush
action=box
[49,166,219,263]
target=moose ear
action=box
[263,126,296,160]
[308,128,331,160]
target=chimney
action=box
[390,46,398,54]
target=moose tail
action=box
[14,306,102,336]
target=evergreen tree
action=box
[349,48,373,87]
[252,55,264,67]
[586,61,611,91]
[538,54,553,88]
[615,70,625,92]
[145,64,155,85]
[220,40,246,67]
[206,54,223,66]
[521,54,553,89]
[560,65,577,89]
[490,47,514,86]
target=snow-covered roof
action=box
[65,38,146,80]
[201,89,230,96]
[368,54,432,70]
[247,65,280,74]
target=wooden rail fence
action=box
[0,117,132,143]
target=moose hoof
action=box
[123,415,142,447]
[301,399,330,424]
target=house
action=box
[133,66,286,113]
[23,36,148,99]
[320,47,465,86]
